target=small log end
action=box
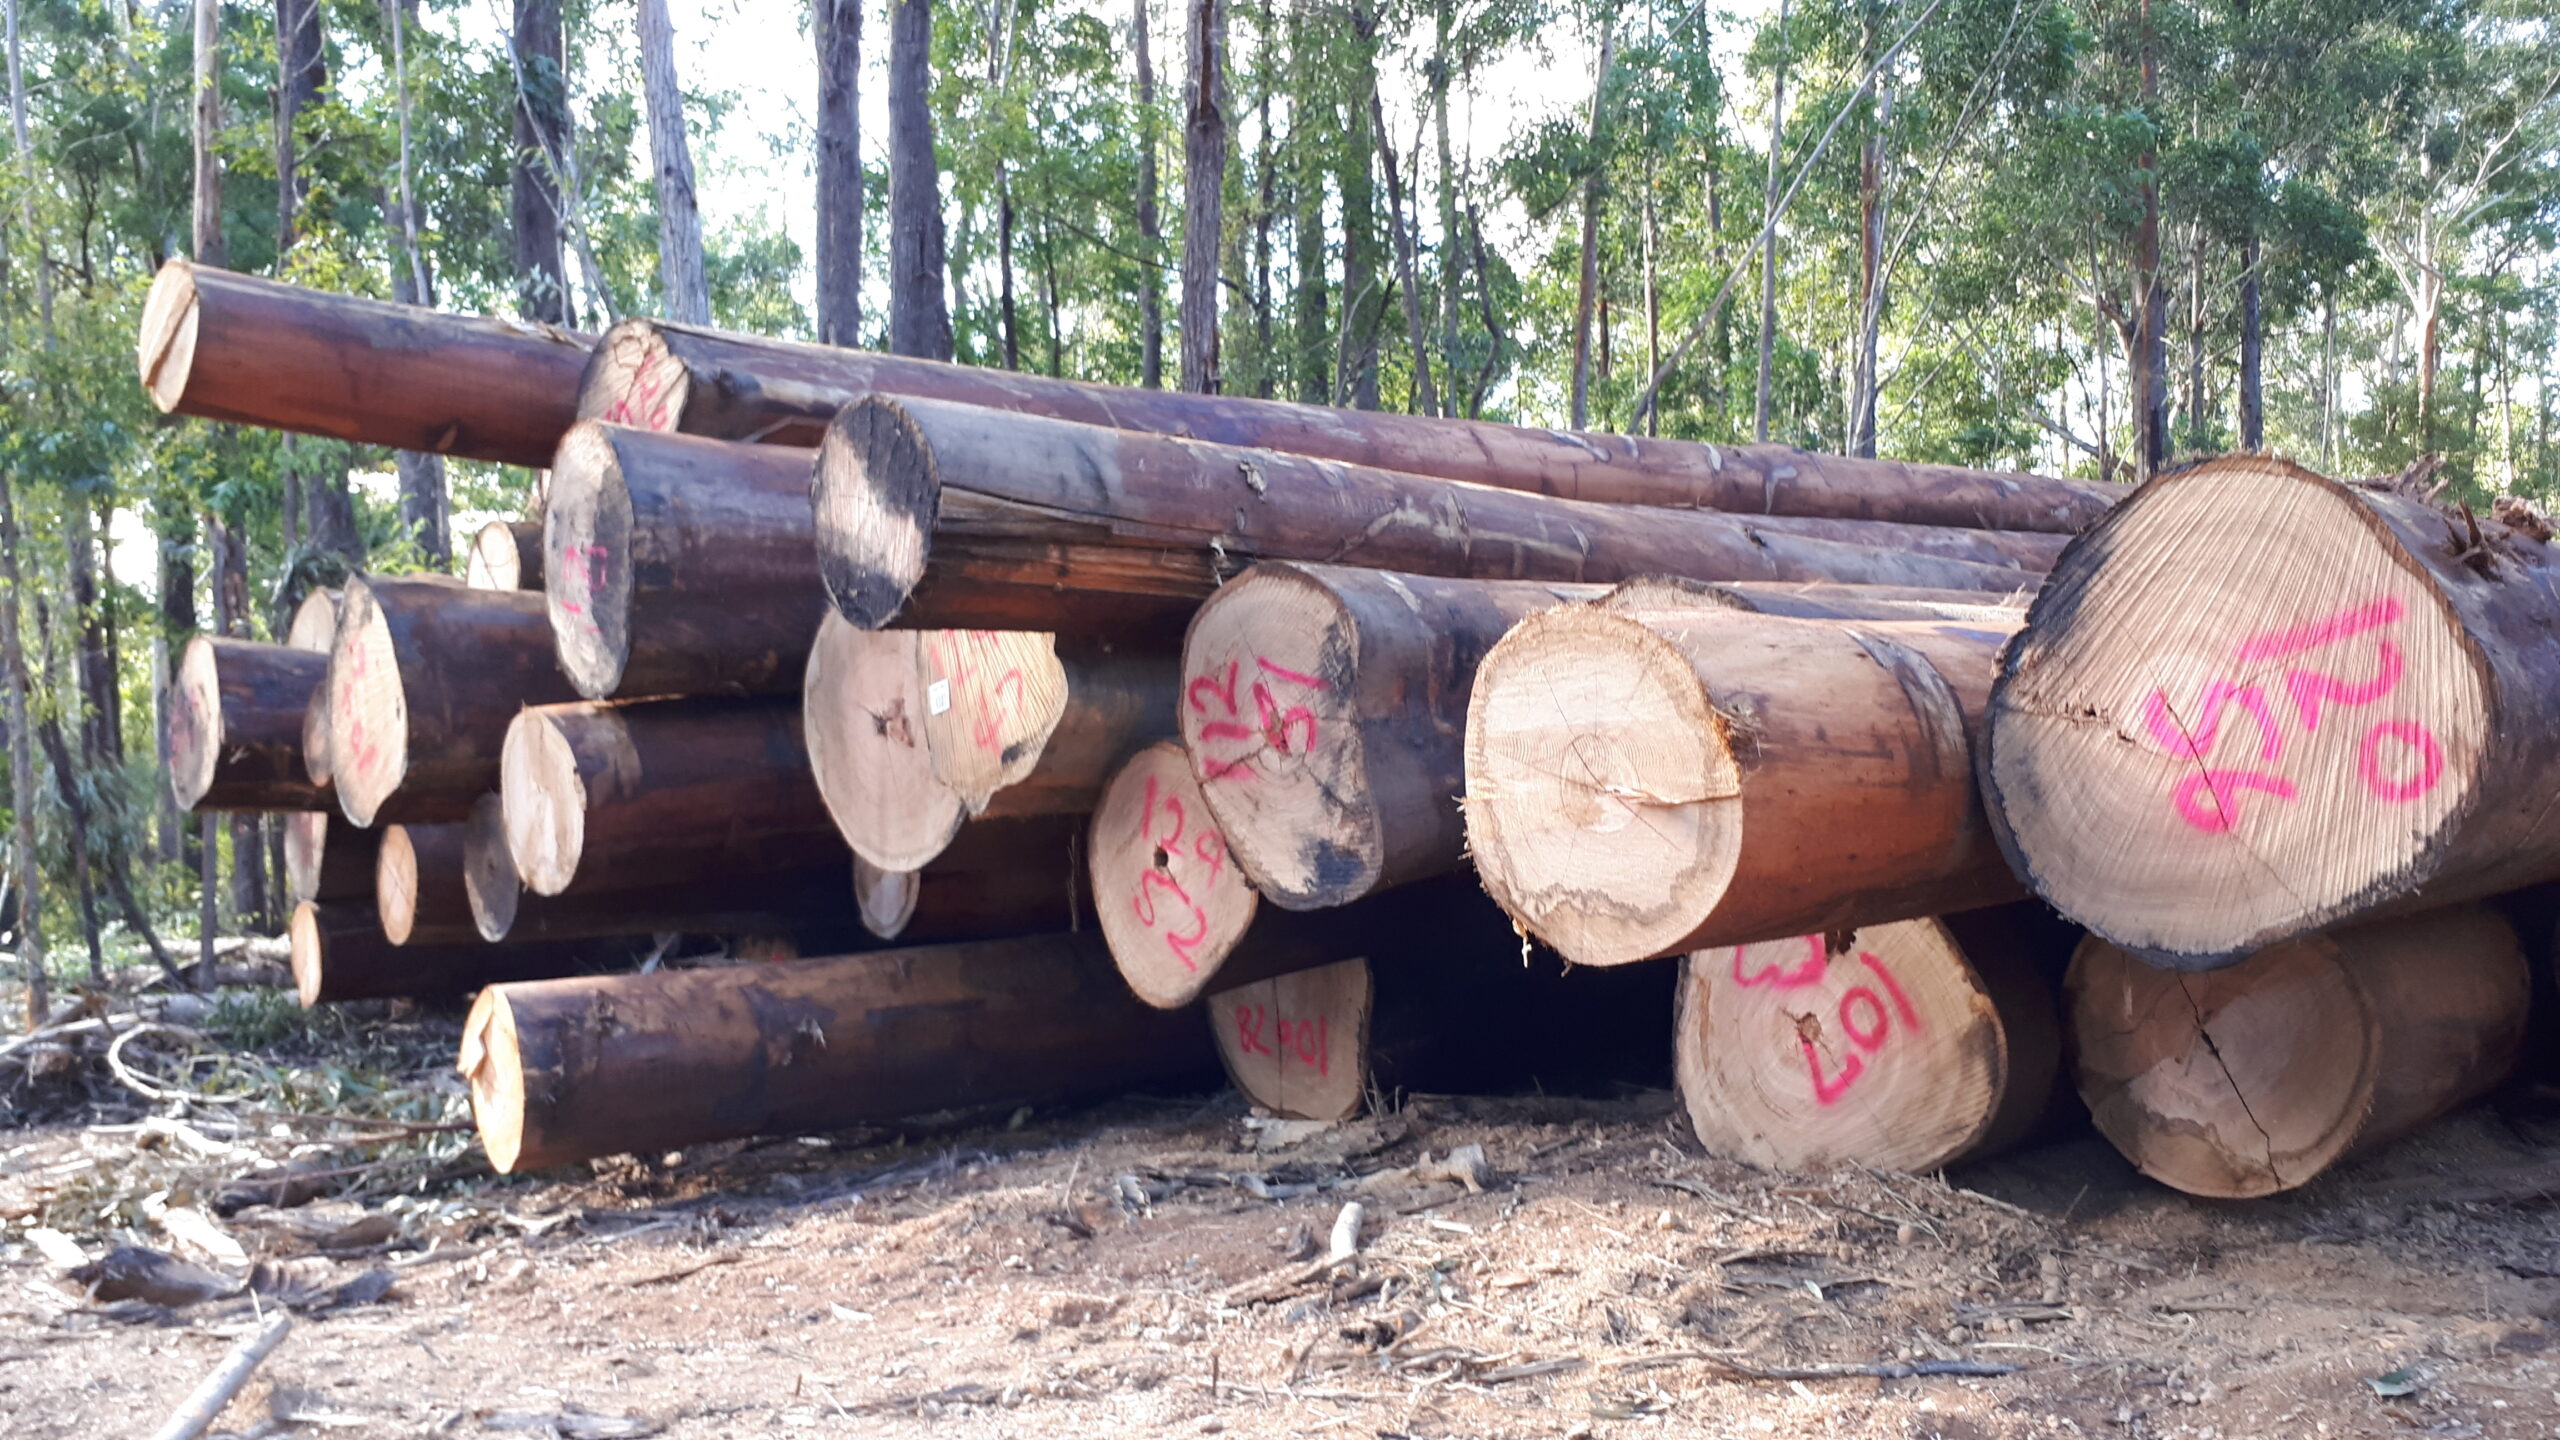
[137,260,200,412]
[815,395,939,631]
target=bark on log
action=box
[500,696,842,898]
[581,318,2116,532]
[138,262,591,468]
[1673,906,2069,1173]
[2069,903,2527,1197]
[1464,606,2025,965]
[327,576,581,826]
[811,396,2058,639]
[289,900,619,1007]
[376,821,481,946]
[544,424,826,698]
[169,637,328,810]
[851,814,1085,942]
[284,811,379,905]
[459,932,1219,1172]
[1982,455,2560,968]
[466,520,543,590]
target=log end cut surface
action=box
[500,709,589,895]
[1985,455,2489,964]
[1091,741,1262,1008]
[137,260,200,413]
[327,579,410,828]
[167,635,225,810]
[287,901,329,1009]
[465,793,523,942]
[578,320,692,433]
[377,825,427,945]
[458,987,532,1172]
[1463,607,1740,965]
[287,588,340,653]
[1180,567,1374,908]
[1675,921,2017,1173]
[804,614,966,869]
[854,857,920,941]
[468,521,527,590]
[917,630,1068,809]
[814,397,939,630]
[545,423,638,698]
[1208,957,1372,1122]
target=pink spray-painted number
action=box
[1129,774,1227,971]
[1189,656,1327,782]
[555,543,608,621]
[1793,950,1922,1108]
[1230,1005,1330,1075]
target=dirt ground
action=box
[8,995,2560,1440]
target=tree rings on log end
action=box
[469,521,539,591]
[545,422,637,698]
[287,588,341,652]
[814,396,938,630]
[499,707,594,896]
[1209,957,1372,1122]
[1462,607,1740,965]
[284,811,328,903]
[576,320,691,433]
[1675,919,2050,1173]
[287,901,330,1010]
[326,579,410,827]
[1179,566,1372,909]
[854,856,920,941]
[1091,741,1260,1009]
[465,794,524,942]
[917,630,1069,810]
[458,987,532,1173]
[167,636,225,810]
[377,825,428,945]
[804,614,966,869]
[1984,455,2489,966]
[137,260,200,412]
[2068,905,2526,1198]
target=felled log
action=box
[168,638,328,811]
[458,932,1219,1172]
[583,317,2115,532]
[850,815,1085,943]
[2069,904,2527,1197]
[544,424,825,698]
[500,696,841,897]
[1673,907,2069,1173]
[137,261,590,468]
[1465,606,2024,965]
[1982,455,2560,968]
[290,589,344,791]
[467,521,543,590]
[327,576,581,826]
[288,900,617,1007]
[811,397,2057,638]
[284,811,379,905]
[804,620,959,871]
[287,588,341,652]
[375,822,480,946]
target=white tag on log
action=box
[926,679,951,715]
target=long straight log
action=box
[289,900,619,1007]
[544,424,825,698]
[138,262,591,468]
[1181,564,2022,911]
[585,317,2116,532]
[2069,904,2527,1197]
[376,822,480,946]
[1464,607,2025,965]
[168,638,329,810]
[467,521,543,591]
[327,576,581,827]
[1983,455,2560,968]
[811,397,2059,639]
[284,811,378,905]
[500,696,841,897]
[851,815,1085,943]
[1673,907,2068,1174]
[458,933,1220,1172]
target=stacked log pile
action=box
[147,262,2553,1196]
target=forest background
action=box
[0,0,2549,1008]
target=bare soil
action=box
[8,1004,2560,1440]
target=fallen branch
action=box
[147,1310,292,1440]
[1715,1357,2021,1382]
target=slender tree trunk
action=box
[514,0,571,324]
[1179,0,1228,393]
[1371,91,1434,417]
[1338,8,1379,410]
[1569,12,1615,431]
[275,0,323,258]
[1251,9,1276,398]
[815,0,861,345]
[2128,0,2166,480]
[0,471,44,1017]
[1433,0,1459,409]
[1641,160,1659,436]
[35,628,104,984]
[2186,221,2207,452]
[986,9,1020,372]
[1754,0,1789,443]
[1850,16,1888,459]
[2239,228,2262,451]
[68,507,117,766]
[887,0,953,359]
[1134,0,1164,387]
[1290,88,1328,405]
[156,513,195,865]
[190,0,223,267]
[637,0,710,324]
[6,0,50,335]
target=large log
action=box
[284,811,379,905]
[1180,564,2021,911]
[458,933,1220,1172]
[1464,606,2025,965]
[811,397,2061,639]
[544,423,825,698]
[288,900,619,1007]
[1673,908,2068,1173]
[168,638,329,811]
[138,262,591,468]
[803,620,959,871]
[467,520,543,591]
[2069,904,2527,1197]
[583,317,2115,532]
[500,696,842,897]
[913,632,1178,821]
[849,815,1085,943]
[1982,455,2560,968]
[327,576,581,826]
[376,822,480,946]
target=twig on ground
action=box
[146,1310,292,1440]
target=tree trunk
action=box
[1754,0,1788,443]
[813,0,861,346]
[887,0,953,360]
[68,506,116,764]
[636,0,710,324]
[1370,93,1433,417]
[2240,230,2263,450]
[459,931,1216,1171]
[1337,12,1378,410]
[467,520,543,590]
[1179,0,1227,393]
[384,155,451,572]
[0,469,44,1016]
[1569,13,1614,431]
[1849,24,1888,459]
[289,899,614,1007]
[168,638,330,810]
[512,0,571,323]
[274,0,325,256]
[156,510,199,864]
[1676,906,2065,1171]
[2070,905,2526,1197]
[1982,454,2560,967]
[140,263,596,469]
[1432,0,1458,411]
[543,425,824,698]
[190,0,224,268]
[1288,69,1327,405]
[2128,0,2166,480]
[1133,0,1163,387]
